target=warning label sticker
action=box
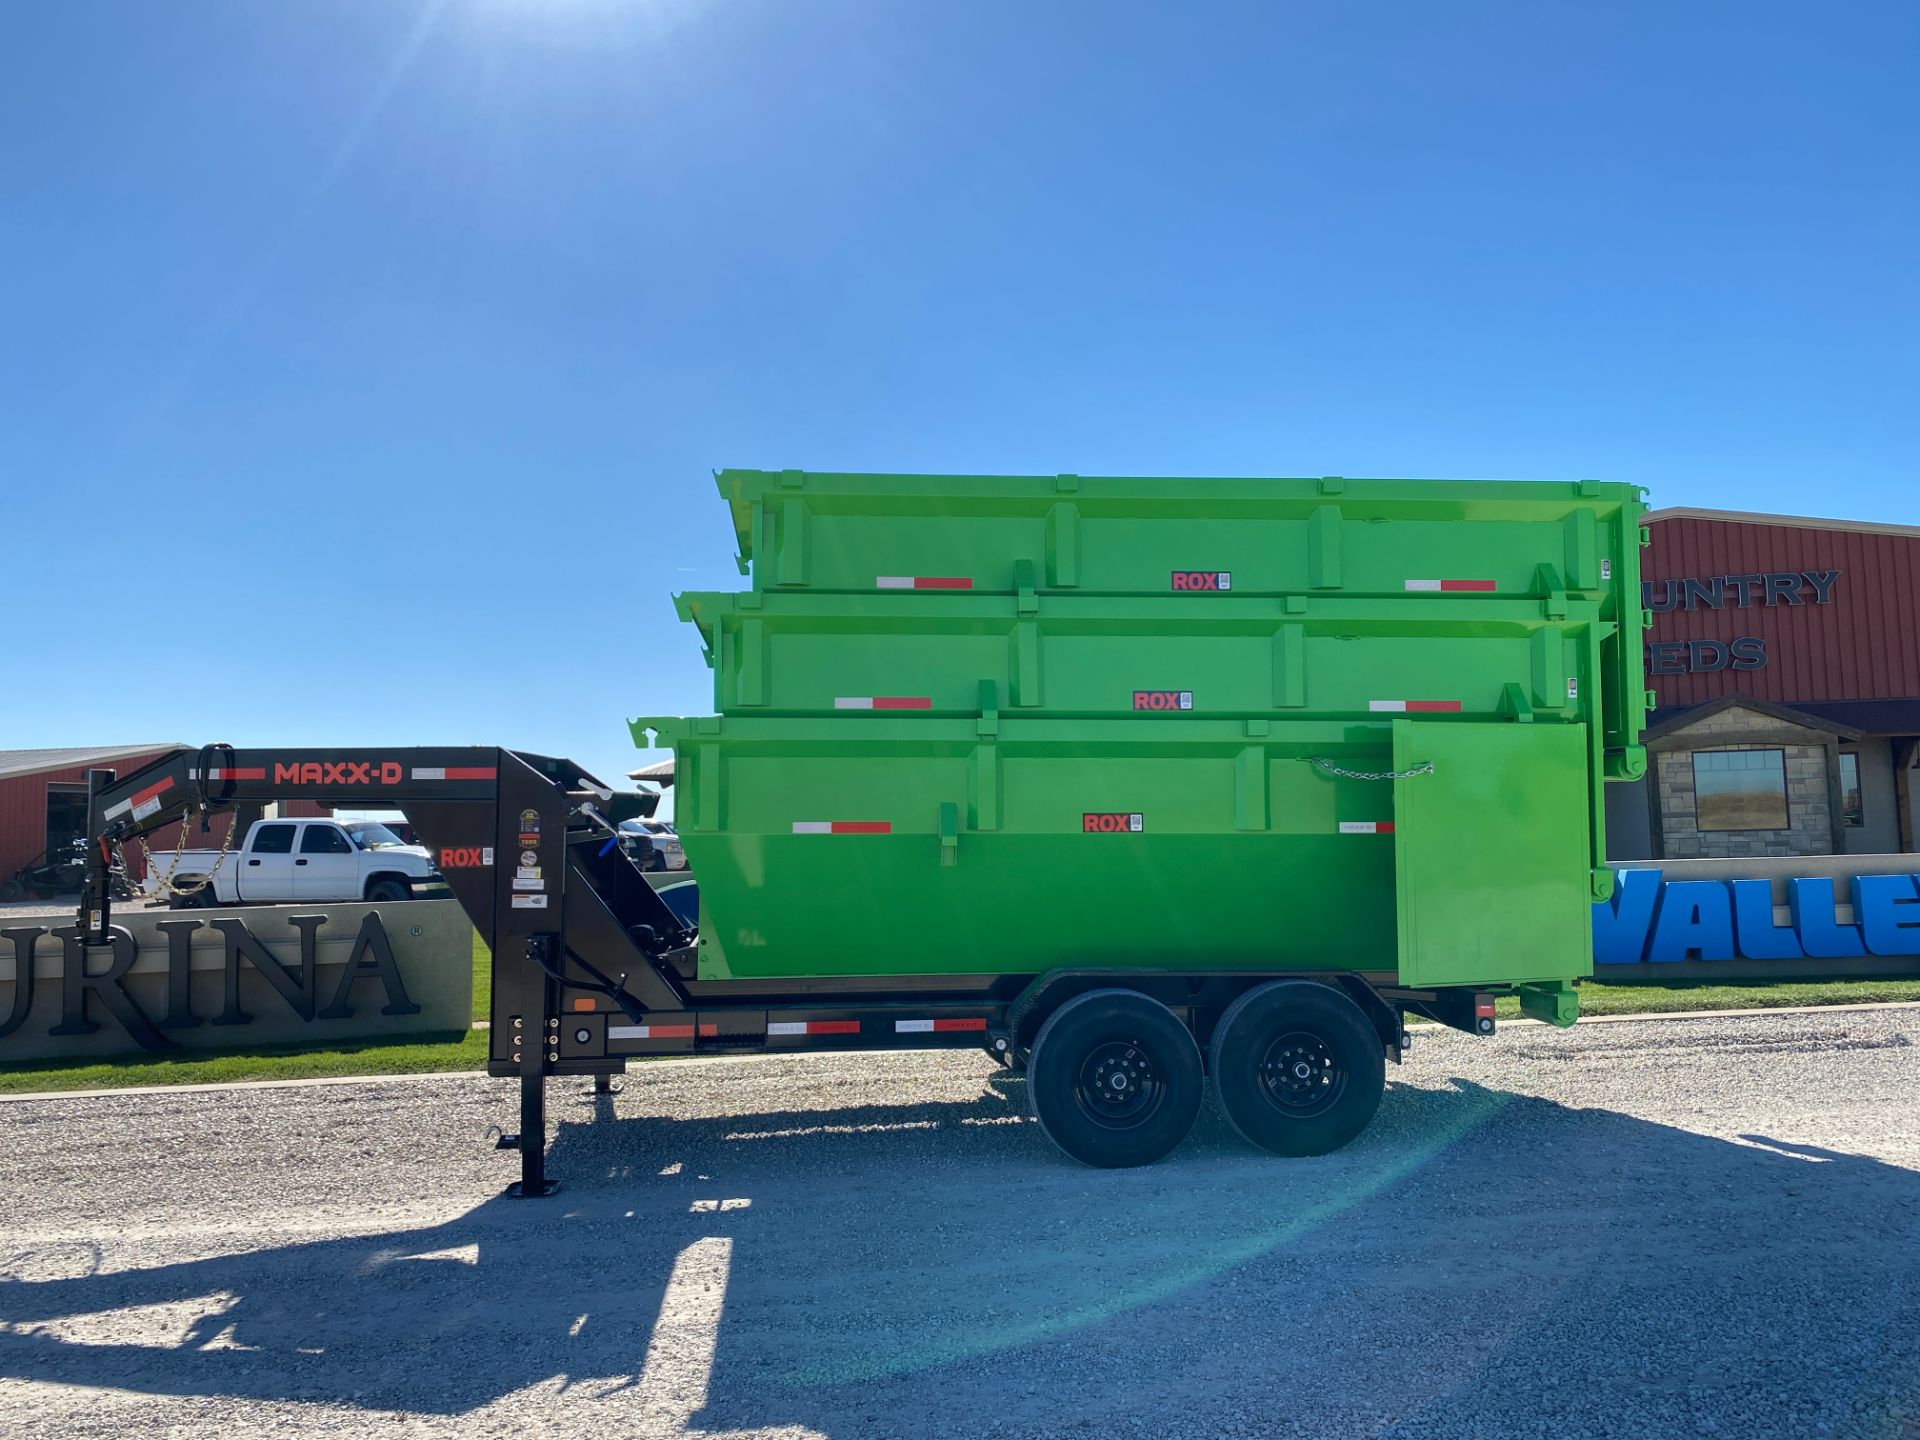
[511,893,549,910]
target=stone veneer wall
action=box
[1653,704,1836,859]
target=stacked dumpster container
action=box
[636,470,1648,1024]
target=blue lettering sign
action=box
[1590,868,1920,964]
[1646,881,1735,963]
[1788,878,1865,958]
[1852,874,1920,956]
[1592,868,1663,965]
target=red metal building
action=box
[1610,510,1920,860]
[0,747,327,896]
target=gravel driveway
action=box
[3,1009,1917,1439]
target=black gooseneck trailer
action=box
[81,744,1498,1189]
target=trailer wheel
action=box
[1209,980,1384,1157]
[1028,989,1203,1168]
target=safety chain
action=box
[1307,757,1437,782]
[117,805,241,902]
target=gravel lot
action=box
[3,1009,1918,1439]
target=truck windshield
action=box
[345,822,407,850]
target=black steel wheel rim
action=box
[1073,1039,1165,1130]
[1256,1030,1346,1117]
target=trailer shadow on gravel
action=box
[3,1071,1918,1438]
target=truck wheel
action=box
[366,878,410,903]
[1209,980,1385,1157]
[1028,988,1203,1168]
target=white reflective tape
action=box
[766,1021,808,1036]
[1403,579,1443,591]
[1339,821,1379,834]
[791,822,832,834]
[875,576,913,589]
[609,1025,652,1040]
[411,767,447,780]
[103,799,133,820]
[894,1019,935,1033]
[833,697,875,710]
[1368,700,1408,712]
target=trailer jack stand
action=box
[504,1072,560,1198]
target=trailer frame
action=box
[82,743,1499,1190]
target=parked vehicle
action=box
[618,818,686,871]
[3,837,132,902]
[84,470,1648,1190]
[149,817,437,908]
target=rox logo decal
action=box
[1083,812,1144,833]
[1132,690,1193,711]
[1171,570,1231,591]
[438,847,494,869]
[273,761,403,786]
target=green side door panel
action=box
[1393,720,1593,988]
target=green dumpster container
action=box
[638,471,1648,1004]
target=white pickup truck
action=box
[148,817,439,909]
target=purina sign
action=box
[0,901,472,1063]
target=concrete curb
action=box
[3,999,1915,1103]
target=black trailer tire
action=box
[366,878,411,903]
[1028,988,1204,1168]
[1209,980,1385,1157]
[0,879,23,902]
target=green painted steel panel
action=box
[717,469,1642,612]
[707,469,1646,758]
[638,472,1649,989]
[1391,721,1594,987]
[635,715,1402,981]
[677,591,1604,724]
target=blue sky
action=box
[5,0,1916,792]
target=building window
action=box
[1692,749,1790,831]
[1839,751,1863,827]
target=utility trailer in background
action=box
[79,471,1650,1187]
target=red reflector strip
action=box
[875,575,973,590]
[201,767,266,782]
[131,778,174,807]
[1475,1000,1497,1017]
[107,774,179,821]
[833,696,933,710]
[1405,579,1497,593]
[894,1017,990,1033]
[791,821,892,835]
[1337,821,1395,834]
[767,1020,862,1036]
[700,1023,719,1037]
[609,1022,697,1040]
[410,766,498,781]
[1369,700,1463,713]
